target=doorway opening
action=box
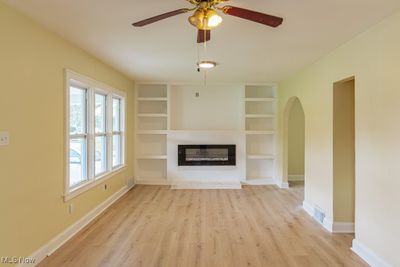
[287,98,305,187]
[283,97,305,198]
[333,77,355,231]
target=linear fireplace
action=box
[178,145,236,166]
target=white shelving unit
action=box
[244,85,277,185]
[134,84,170,184]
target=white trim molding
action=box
[302,201,333,232]
[275,179,289,189]
[288,174,305,181]
[352,239,392,267]
[19,183,134,267]
[302,201,355,233]
[64,69,127,201]
[171,182,242,189]
[242,178,276,186]
[332,222,355,233]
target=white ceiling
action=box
[3,0,400,83]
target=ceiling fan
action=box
[132,0,283,43]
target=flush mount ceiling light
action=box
[197,60,217,69]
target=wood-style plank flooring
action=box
[39,183,367,267]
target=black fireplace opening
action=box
[178,145,236,166]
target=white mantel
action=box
[167,130,245,189]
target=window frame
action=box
[94,91,108,177]
[112,97,124,169]
[68,85,89,190]
[65,70,126,201]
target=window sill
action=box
[64,165,126,202]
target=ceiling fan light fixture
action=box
[189,9,205,29]
[189,8,222,30]
[197,60,217,69]
[206,9,222,28]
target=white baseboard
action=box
[134,179,170,185]
[275,179,289,188]
[288,174,305,181]
[332,222,355,233]
[302,200,314,216]
[302,201,333,232]
[19,183,135,267]
[352,239,391,267]
[171,182,242,189]
[242,178,276,185]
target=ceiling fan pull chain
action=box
[203,31,208,58]
[204,69,208,89]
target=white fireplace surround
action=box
[168,131,245,189]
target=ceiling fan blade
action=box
[197,29,211,43]
[222,6,283,28]
[132,8,191,27]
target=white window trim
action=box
[111,96,125,169]
[64,69,126,202]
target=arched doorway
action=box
[283,97,305,190]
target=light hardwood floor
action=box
[39,183,367,267]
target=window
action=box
[69,87,88,187]
[66,70,125,199]
[94,93,107,176]
[112,98,123,168]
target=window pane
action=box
[95,136,107,175]
[95,94,106,133]
[70,87,86,134]
[113,134,122,167]
[113,98,121,132]
[69,138,87,187]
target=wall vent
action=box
[313,206,325,224]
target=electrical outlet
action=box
[69,204,74,214]
[0,132,9,146]
[104,184,108,191]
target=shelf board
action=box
[137,113,168,118]
[245,131,275,135]
[136,155,167,160]
[247,154,275,160]
[245,98,275,102]
[245,114,274,118]
[137,97,168,101]
[136,130,168,135]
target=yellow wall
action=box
[278,10,400,267]
[333,79,355,222]
[0,2,134,262]
[288,98,305,176]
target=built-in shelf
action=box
[244,85,277,184]
[136,155,167,160]
[137,113,168,118]
[137,97,168,101]
[245,98,275,102]
[245,114,274,118]
[135,84,169,185]
[245,131,275,135]
[247,154,275,160]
